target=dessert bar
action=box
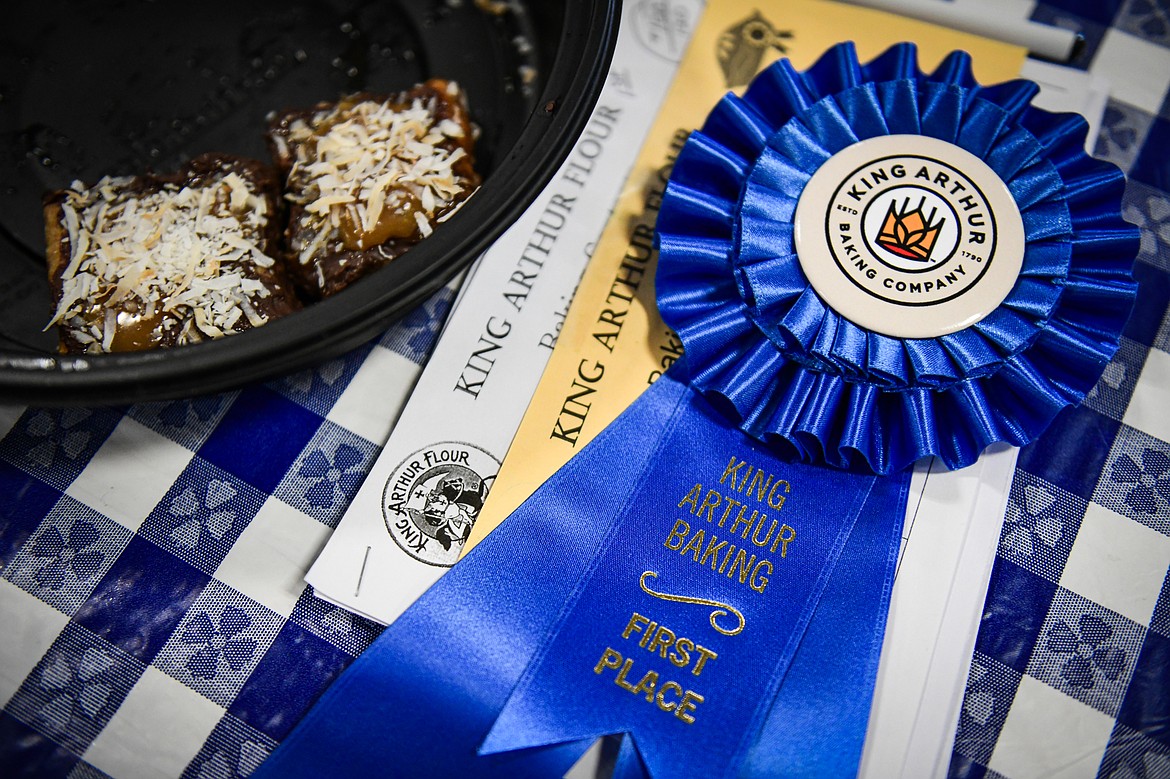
[268,79,480,298]
[44,154,301,353]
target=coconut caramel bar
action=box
[44,154,301,354]
[267,79,480,298]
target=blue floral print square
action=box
[1094,424,1170,535]
[4,623,145,758]
[1096,101,1156,173]
[1081,337,1146,422]
[998,472,1086,583]
[180,712,276,779]
[267,347,371,417]
[152,580,283,708]
[1027,588,1146,718]
[1124,181,1170,275]
[272,422,377,528]
[1118,0,1170,50]
[128,394,235,452]
[377,284,455,364]
[3,496,131,616]
[289,586,383,657]
[951,652,1023,768]
[0,407,122,491]
[139,460,265,575]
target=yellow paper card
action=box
[466,0,1025,553]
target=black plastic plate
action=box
[0,0,619,404]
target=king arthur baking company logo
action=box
[793,135,1024,339]
[383,442,499,567]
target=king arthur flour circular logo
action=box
[792,135,1024,338]
[383,442,499,568]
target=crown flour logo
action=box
[793,135,1024,339]
[383,442,499,567]
[875,196,946,262]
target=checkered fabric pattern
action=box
[948,2,1170,777]
[0,286,454,778]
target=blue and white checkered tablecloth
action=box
[2,2,1170,777]
[0,285,455,778]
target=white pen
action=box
[839,0,1082,61]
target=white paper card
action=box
[308,0,706,624]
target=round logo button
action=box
[792,135,1024,339]
[382,442,499,567]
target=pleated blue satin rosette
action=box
[254,42,1138,779]
[660,41,1137,475]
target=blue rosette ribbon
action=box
[657,41,1138,474]
[253,43,1138,779]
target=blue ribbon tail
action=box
[255,369,905,778]
[476,369,889,777]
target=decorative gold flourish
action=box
[639,571,745,636]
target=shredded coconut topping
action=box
[49,169,279,350]
[285,89,474,263]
